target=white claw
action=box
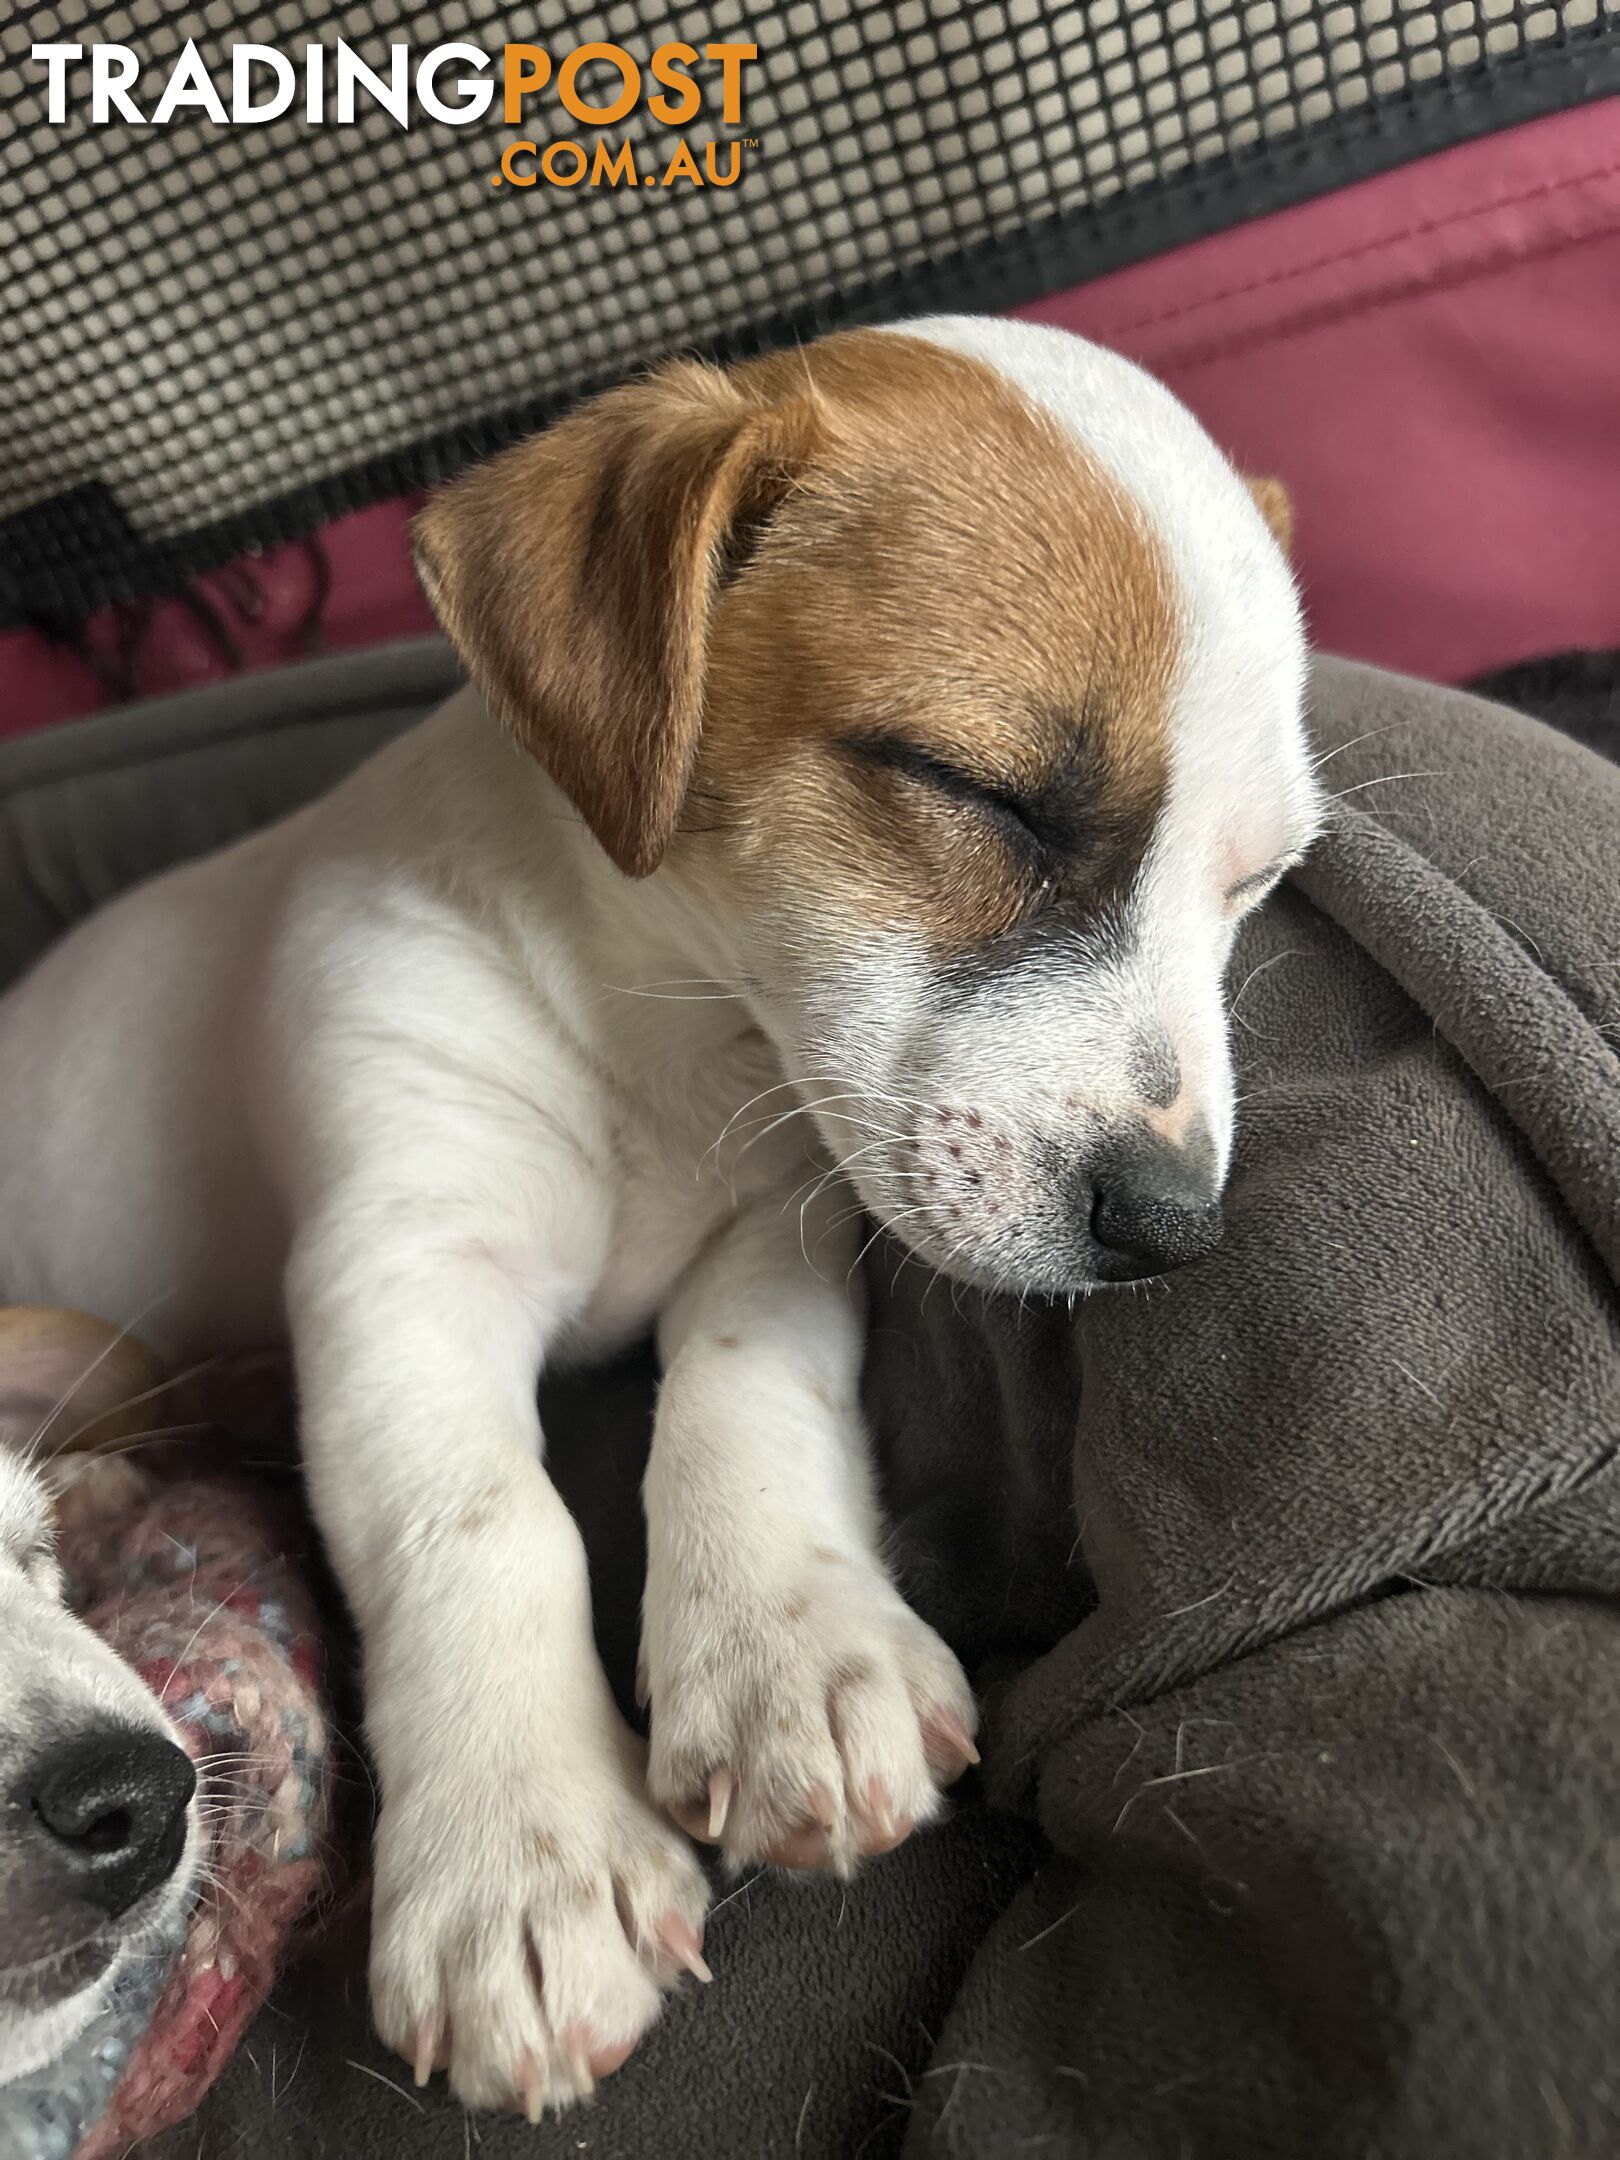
[707,1768,734,1841]
[519,2059,544,2124]
[413,2016,437,2088]
[566,2044,596,2101]
[656,1913,713,1984]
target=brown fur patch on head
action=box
[415,326,1180,939]
[688,329,1181,950]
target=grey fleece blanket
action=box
[4,649,1615,2158]
[874,658,1620,2158]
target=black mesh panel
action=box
[1,0,1615,626]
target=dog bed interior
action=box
[2,641,1617,2158]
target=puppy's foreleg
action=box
[287,1196,707,2116]
[642,1187,978,1873]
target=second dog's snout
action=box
[1087,1136,1224,1280]
[27,1724,195,1918]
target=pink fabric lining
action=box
[0,501,433,740]
[1015,99,1620,684]
[2,100,1616,733]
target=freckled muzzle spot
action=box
[912,1102,1029,1221]
[890,1075,1230,1296]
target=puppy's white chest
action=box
[574,1150,729,1357]
[566,1030,807,1359]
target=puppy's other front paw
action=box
[369,1737,710,2116]
[643,1551,977,1877]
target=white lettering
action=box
[415,42,493,124]
[232,43,295,123]
[91,45,145,125]
[151,39,229,126]
[30,44,84,125]
[334,41,409,127]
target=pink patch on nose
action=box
[1141,1092,1202,1145]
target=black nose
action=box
[1089,1143,1224,1280]
[26,1725,195,1919]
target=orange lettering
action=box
[542,138,588,185]
[705,42,758,125]
[557,42,639,126]
[499,139,538,185]
[592,137,637,185]
[502,45,549,125]
[662,138,703,186]
[705,139,741,186]
[648,43,700,126]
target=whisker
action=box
[605,985,754,1002]
[69,1420,214,1460]
[1307,723,1406,772]
[727,1097,923,1184]
[157,1573,267,1700]
[1228,948,1300,1035]
[1328,768,1445,801]
[786,1136,907,1217]
[847,1206,931,1287]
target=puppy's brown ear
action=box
[414,361,818,878]
[1246,474,1294,556]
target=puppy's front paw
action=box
[643,1551,977,1876]
[369,1733,710,2115]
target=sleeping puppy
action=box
[0,1310,200,2085]
[0,318,1320,2112]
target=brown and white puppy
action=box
[0,318,1319,2112]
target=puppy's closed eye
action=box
[846,735,1050,852]
[1224,854,1301,914]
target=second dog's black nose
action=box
[1088,1139,1225,1279]
[28,1725,195,1918]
